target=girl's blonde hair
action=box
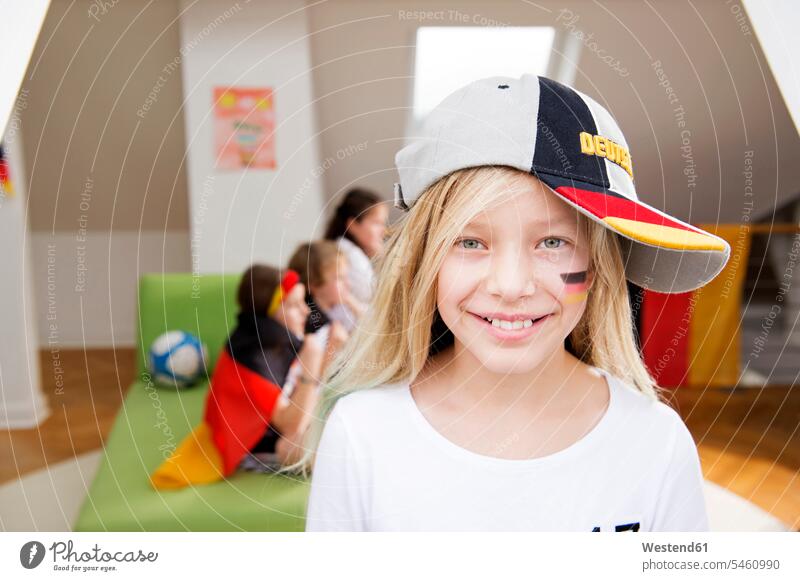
[287,166,664,474]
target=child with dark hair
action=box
[150,264,326,488]
[324,188,389,325]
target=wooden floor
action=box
[1,348,798,530]
[667,386,800,530]
[0,349,134,487]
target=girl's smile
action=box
[466,310,553,343]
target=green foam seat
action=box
[74,273,309,531]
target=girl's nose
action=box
[484,246,537,300]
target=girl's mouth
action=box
[467,312,551,342]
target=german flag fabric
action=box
[150,312,303,489]
[639,225,751,388]
[0,144,13,196]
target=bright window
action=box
[412,26,556,120]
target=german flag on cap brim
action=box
[537,174,730,293]
[528,76,730,294]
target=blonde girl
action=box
[297,75,730,531]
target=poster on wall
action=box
[213,87,276,170]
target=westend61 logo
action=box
[19,540,158,572]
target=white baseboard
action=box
[0,393,50,429]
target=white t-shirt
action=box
[326,237,375,333]
[305,367,709,532]
[337,236,375,305]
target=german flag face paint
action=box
[560,270,590,305]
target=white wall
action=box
[1,126,49,428]
[30,231,190,348]
[0,0,49,137]
[1,0,52,426]
[21,0,193,348]
[744,0,800,133]
[180,0,325,274]
[24,0,192,233]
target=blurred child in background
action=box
[243,242,353,469]
[150,264,327,487]
[289,240,352,338]
[323,188,389,330]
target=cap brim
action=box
[537,174,731,293]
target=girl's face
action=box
[311,257,350,308]
[271,283,309,338]
[347,204,388,258]
[436,171,592,375]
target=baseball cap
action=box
[393,74,730,293]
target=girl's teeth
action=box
[488,318,535,330]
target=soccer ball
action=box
[147,331,208,388]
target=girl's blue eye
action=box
[457,238,485,250]
[540,237,566,249]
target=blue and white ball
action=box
[148,331,207,388]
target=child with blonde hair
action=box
[249,241,352,468]
[300,75,730,531]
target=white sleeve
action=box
[650,418,710,532]
[282,327,331,404]
[278,360,300,403]
[305,399,367,531]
